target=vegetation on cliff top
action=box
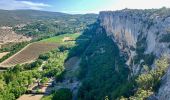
[121,57,169,100]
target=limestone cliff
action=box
[98,8,170,100]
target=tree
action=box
[53,88,72,100]
[129,88,153,100]
[39,52,52,60]
[40,77,48,84]
[0,80,5,91]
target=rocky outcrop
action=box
[98,8,170,100]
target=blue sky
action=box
[0,0,170,14]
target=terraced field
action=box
[0,42,58,67]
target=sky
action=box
[0,0,170,14]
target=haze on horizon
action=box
[0,0,170,14]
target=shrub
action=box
[159,34,170,42]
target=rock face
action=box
[98,8,170,100]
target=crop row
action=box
[0,42,58,67]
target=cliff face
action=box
[98,8,170,100]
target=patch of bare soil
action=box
[0,52,9,59]
[0,26,32,44]
[17,94,44,100]
[62,37,73,42]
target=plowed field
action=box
[0,42,58,67]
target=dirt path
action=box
[17,94,44,100]
[0,52,9,59]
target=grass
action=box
[41,95,53,100]
[40,33,81,43]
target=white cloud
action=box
[0,0,51,10]
[21,1,50,7]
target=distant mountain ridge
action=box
[0,9,68,26]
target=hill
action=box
[0,9,97,39]
[0,9,67,26]
[0,9,98,27]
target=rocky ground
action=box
[0,26,31,45]
[17,94,44,100]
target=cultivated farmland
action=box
[0,33,81,68]
[40,33,80,43]
[0,42,58,67]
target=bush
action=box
[143,53,155,66]
[39,52,52,60]
[40,77,48,84]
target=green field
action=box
[40,33,81,43]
